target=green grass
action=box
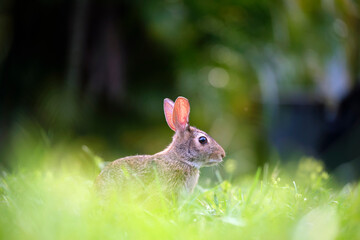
[1,153,360,240]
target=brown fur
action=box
[94,97,225,198]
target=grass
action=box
[1,144,360,240]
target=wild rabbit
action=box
[94,96,225,197]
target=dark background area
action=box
[1,0,360,181]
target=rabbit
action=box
[94,96,226,198]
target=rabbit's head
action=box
[163,97,226,168]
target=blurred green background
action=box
[1,0,360,181]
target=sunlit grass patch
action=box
[0,155,360,240]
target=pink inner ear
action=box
[173,97,190,131]
[164,98,176,131]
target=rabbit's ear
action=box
[173,97,190,132]
[164,98,176,131]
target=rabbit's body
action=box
[95,153,199,196]
[95,97,225,197]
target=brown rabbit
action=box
[94,96,225,197]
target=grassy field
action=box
[1,150,360,240]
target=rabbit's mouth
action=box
[204,159,222,166]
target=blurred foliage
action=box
[0,0,360,177]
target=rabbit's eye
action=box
[198,136,207,144]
